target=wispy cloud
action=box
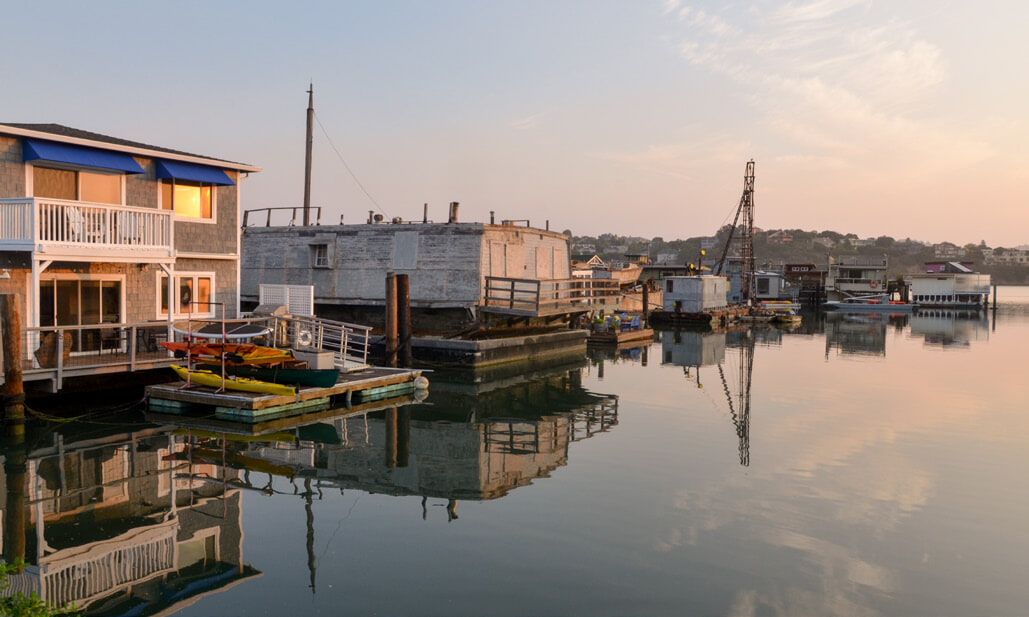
[510,112,546,130]
[664,1,978,173]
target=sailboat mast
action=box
[303,83,314,226]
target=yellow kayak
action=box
[170,364,296,396]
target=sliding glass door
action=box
[40,278,123,352]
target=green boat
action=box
[197,361,340,388]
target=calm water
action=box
[3,288,1028,616]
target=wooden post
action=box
[642,283,650,326]
[3,428,27,568]
[397,274,412,367]
[1,294,25,436]
[384,272,398,368]
[398,407,410,468]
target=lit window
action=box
[161,180,213,219]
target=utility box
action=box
[662,276,728,312]
[292,350,335,370]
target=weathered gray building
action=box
[241,219,572,330]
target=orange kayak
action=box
[160,342,294,365]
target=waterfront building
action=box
[825,255,889,301]
[0,123,259,390]
[906,262,991,309]
[240,205,601,333]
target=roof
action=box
[0,122,261,173]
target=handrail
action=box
[242,206,323,228]
[0,197,172,252]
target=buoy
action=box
[414,376,430,390]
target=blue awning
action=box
[23,139,145,174]
[156,160,235,186]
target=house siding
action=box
[0,137,26,196]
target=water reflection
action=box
[824,312,908,358]
[909,309,990,348]
[0,362,615,614]
[1,421,259,615]
[654,329,754,466]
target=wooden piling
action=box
[1,294,25,436]
[397,274,412,367]
[385,406,397,469]
[642,284,650,327]
[385,272,398,368]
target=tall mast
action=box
[303,83,314,227]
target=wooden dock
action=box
[587,328,655,346]
[146,366,425,423]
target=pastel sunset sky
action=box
[5,1,1026,246]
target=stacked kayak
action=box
[161,341,294,365]
[170,364,296,396]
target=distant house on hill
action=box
[766,230,793,244]
[811,236,835,250]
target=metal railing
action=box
[0,198,173,255]
[242,206,323,227]
[264,314,372,372]
[483,276,621,314]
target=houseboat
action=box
[906,262,991,309]
[240,206,618,367]
[825,256,889,302]
[0,123,260,391]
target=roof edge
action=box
[0,124,262,173]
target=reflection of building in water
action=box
[659,328,752,466]
[909,309,989,347]
[0,425,259,615]
[823,312,898,358]
[167,366,617,506]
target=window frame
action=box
[159,178,217,224]
[28,162,126,205]
[156,272,217,319]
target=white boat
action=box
[824,294,917,312]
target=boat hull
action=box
[170,364,296,396]
[196,362,340,387]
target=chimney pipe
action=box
[368,210,374,224]
[448,202,459,223]
[423,203,428,224]
[490,210,495,224]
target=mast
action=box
[303,83,314,227]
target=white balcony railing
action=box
[0,197,173,258]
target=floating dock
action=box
[146,366,425,423]
[587,328,655,346]
[648,306,752,328]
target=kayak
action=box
[161,342,294,365]
[194,362,340,387]
[170,364,296,396]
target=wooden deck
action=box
[146,366,425,423]
[587,328,655,346]
[481,276,621,317]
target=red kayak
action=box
[160,341,294,365]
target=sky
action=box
[4,1,1027,247]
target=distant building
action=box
[933,243,967,260]
[766,230,793,244]
[811,236,835,250]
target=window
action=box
[158,273,214,317]
[161,179,213,219]
[310,244,329,268]
[32,165,122,204]
[666,280,674,293]
[39,277,122,353]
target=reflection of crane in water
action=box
[717,331,754,467]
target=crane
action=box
[714,160,756,305]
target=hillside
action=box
[570,229,1029,284]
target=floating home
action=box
[241,206,617,367]
[906,262,991,309]
[0,123,260,391]
[825,256,889,301]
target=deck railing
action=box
[242,206,323,227]
[483,276,621,315]
[0,198,173,257]
[264,314,372,372]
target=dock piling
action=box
[1,294,26,436]
[385,273,398,368]
[397,274,412,367]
